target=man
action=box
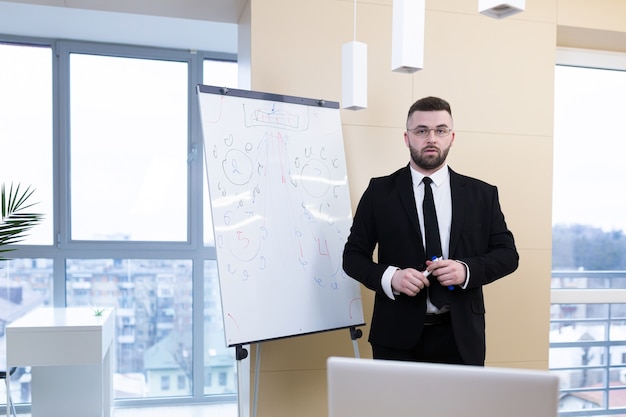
[342,96,518,366]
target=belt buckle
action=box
[424,312,449,326]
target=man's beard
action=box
[409,144,450,170]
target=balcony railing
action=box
[551,270,626,416]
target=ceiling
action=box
[0,0,243,53]
[2,0,247,23]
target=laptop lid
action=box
[327,356,559,417]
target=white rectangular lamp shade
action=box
[342,41,367,110]
[391,0,425,73]
[479,0,525,19]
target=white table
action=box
[6,307,115,417]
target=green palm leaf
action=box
[0,182,44,261]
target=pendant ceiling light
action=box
[342,0,367,110]
[391,0,425,74]
[478,0,525,19]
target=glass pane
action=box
[203,260,236,395]
[0,258,53,407]
[610,323,626,343]
[608,387,626,411]
[554,64,626,233]
[65,258,193,398]
[0,43,53,245]
[552,303,609,325]
[552,272,626,290]
[560,388,607,411]
[69,54,188,241]
[202,59,238,247]
[611,304,626,320]
[203,60,238,88]
[553,65,626,277]
[552,59,626,415]
[550,303,626,415]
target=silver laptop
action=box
[327,356,559,417]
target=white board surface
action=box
[197,85,364,346]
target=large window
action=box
[0,36,238,412]
[551,48,626,416]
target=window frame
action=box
[552,46,626,307]
[0,33,237,410]
[552,46,626,416]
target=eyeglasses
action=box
[406,127,452,137]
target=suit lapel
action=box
[395,165,422,238]
[449,169,467,257]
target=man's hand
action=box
[391,268,430,296]
[426,258,467,288]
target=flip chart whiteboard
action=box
[197,85,364,346]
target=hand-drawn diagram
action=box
[198,86,364,346]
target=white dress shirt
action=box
[381,164,469,311]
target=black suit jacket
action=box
[343,165,519,365]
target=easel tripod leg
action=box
[350,326,363,358]
[236,345,250,417]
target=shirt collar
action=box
[409,164,449,187]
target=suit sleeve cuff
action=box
[382,266,399,300]
[455,259,470,289]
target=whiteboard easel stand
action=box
[237,326,363,417]
[236,345,251,417]
[349,326,363,358]
[234,343,262,417]
[253,344,261,417]
[198,85,366,417]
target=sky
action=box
[552,64,626,233]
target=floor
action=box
[114,403,238,417]
[14,403,238,417]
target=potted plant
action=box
[0,182,44,261]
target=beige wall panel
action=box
[246,0,562,416]
[484,248,552,366]
[557,0,626,32]
[249,0,415,129]
[342,124,409,203]
[249,0,350,101]
[415,10,556,137]
[249,0,557,133]
[447,132,553,250]
[488,360,550,370]
[252,369,327,417]
[557,26,626,54]
[556,0,626,53]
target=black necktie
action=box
[422,177,447,308]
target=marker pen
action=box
[423,256,454,290]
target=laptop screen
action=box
[327,356,559,417]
